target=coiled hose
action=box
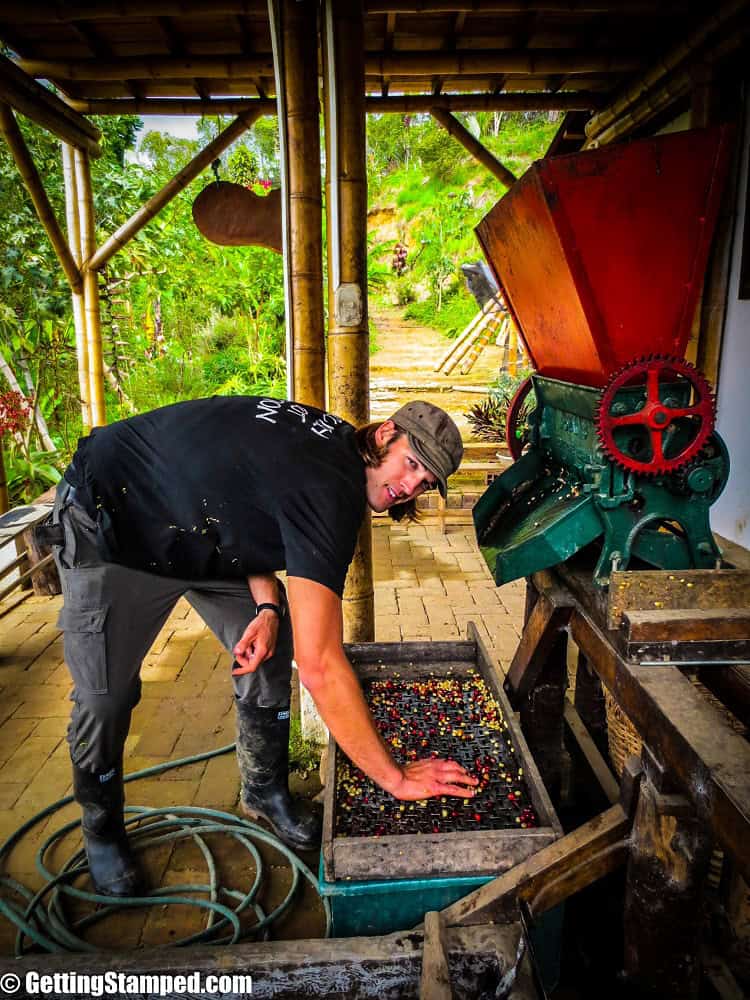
[0,744,331,955]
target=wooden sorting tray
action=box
[321,622,562,882]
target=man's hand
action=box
[385,758,480,801]
[232,609,279,676]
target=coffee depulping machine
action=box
[473,126,733,587]
[455,127,750,999]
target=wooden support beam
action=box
[420,912,453,1000]
[563,700,620,805]
[440,803,631,926]
[585,0,748,142]
[0,52,100,157]
[623,777,713,998]
[504,588,572,705]
[64,97,276,115]
[569,607,750,880]
[0,104,82,293]
[87,108,263,272]
[573,649,608,757]
[697,665,750,729]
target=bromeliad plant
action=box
[0,389,60,510]
[0,389,31,512]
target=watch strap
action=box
[256,602,283,618]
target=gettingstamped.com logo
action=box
[0,971,253,997]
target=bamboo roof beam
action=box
[0,1,268,19]
[365,50,643,76]
[64,98,277,115]
[19,50,641,81]
[430,107,517,187]
[87,107,265,272]
[585,0,749,141]
[0,52,101,157]
[367,1,687,10]
[0,103,82,293]
[17,55,275,81]
[366,92,603,112]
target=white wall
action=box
[713,87,750,548]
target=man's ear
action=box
[374,419,398,447]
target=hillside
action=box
[366,112,560,341]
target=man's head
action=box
[357,402,463,518]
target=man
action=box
[52,396,478,897]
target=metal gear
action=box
[594,355,716,476]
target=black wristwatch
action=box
[256,602,284,618]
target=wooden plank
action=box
[624,608,750,643]
[563,700,620,805]
[331,827,558,881]
[346,640,476,664]
[623,779,712,999]
[440,804,630,926]
[697,665,750,728]
[420,912,453,1000]
[0,924,539,1000]
[570,608,750,881]
[628,639,750,665]
[607,569,750,630]
[504,590,572,706]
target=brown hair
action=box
[354,422,420,523]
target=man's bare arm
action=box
[287,576,478,801]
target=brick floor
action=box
[0,515,522,953]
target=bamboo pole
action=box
[62,143,91,431]
[0,104,82,294]
[0,1,267,17]
[444,305,503,375]
[19,56,275,81]
[21,50,643,82]
[277,0,325,407]
[365,50,643,77]
[585,0,748,142]
[434,306,488,373]
[430,108,517,188]
[366,92,604,114]
[74,149,106,428]
[88,108,264,272]
[323,0,373,643]
[64,93,603,116]
[66,98,277,116]
[0,52,101,157]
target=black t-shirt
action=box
[65,396,367,596]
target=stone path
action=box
[369,305,504,437]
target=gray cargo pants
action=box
[52,482,294,773]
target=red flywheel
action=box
[595,355,716,475]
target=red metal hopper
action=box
[475,127,733,387]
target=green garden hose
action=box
[0,744,331,955]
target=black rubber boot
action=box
[236,704,322,852]
[73,763,142,897]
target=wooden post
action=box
[430,108,517,189]
[573,650,608,758]
[62,143,91,431]
[623,771,712,998]
[420,911,453,1000]
[74,149,106,428]
[518,629,570,803]
[323,0,373,642]
[0,104,82,293]
[271,0,325,408]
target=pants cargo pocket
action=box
[57,606,109,694]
